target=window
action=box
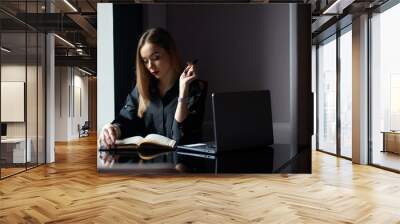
[370,2,400,171]
[339,29,352,158]
[317,36,337,154]
[316,25,353,159]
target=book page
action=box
[115,136,144,146]
[142,134,176,148]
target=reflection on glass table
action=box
[97,144,311,174]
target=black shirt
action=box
[112,79,207,145]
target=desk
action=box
[382,131,400,154]
[1,138,32,163]
[97,144,311,174]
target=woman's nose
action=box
[147,60,154,69]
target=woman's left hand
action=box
[179,63,197,97]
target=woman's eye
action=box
[151,54,160,60]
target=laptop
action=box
[1,123,7,140]
[177,90,273,154]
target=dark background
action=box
[112,4,312,147]
[113,5,143,115]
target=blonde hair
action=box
[135,28,181,117]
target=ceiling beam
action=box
[55,55,96,69]
[67,13,97,45]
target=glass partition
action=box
[38,31,45,165]
[0,1,46,179]
[27,31,38,169]
[1,31,28,177]
[27,0,38,168]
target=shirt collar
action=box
[149,77,179,101]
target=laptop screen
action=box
[1,123,7,137]
[212,90,273,151]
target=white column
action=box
[46,32,55,163]
[45,0,56,163]
[97,3,115,136]
[352,14,369,164]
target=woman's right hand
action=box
[99,123,119,149]
[179,62,197,97]
[99,151,119,168]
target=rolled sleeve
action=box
[172,81,208,144]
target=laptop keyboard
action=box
[206,143,216,148]
[186,142,216,149]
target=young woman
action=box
[99,28,207,148]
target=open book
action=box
[114,134,176,150]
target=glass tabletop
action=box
[97,144,311,174]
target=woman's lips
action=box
[151,71,159,75]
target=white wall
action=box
[55,67,68,141]
[1,66,26,139]
[1,65,37,137]
[73,72,89,138]
[55,67,89,141]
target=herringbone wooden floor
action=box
[1,135,400,223]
